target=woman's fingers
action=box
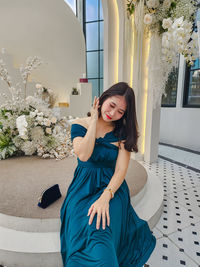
[96,210,101,230]
[88,209,95,225]
[96,98,99,109]
[106,209,110,226]
[93,96,99,107]
[93,96,96,108]
[88,202,109,230]
[102,210,106,230]
[87,205,94,216]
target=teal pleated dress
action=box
[60,123,156,267]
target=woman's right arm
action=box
[72,96,99,161]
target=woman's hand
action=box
[87,191,111,230]
[90,96,100,122]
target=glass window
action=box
[88,79,99,100]
[86,22,98,51]
[86,0,98,22]
[100,78,104,95]
[100,21,104,50]
[187,70,200,105]
[84,0,104,99]
[64,0,77,15]
[161,57,179,107]
[183,8,200,107]
[100,51,103,78]
[99,0,103,20]
[87,52,98,78]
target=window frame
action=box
[83,0,104,97]
[183,7,200,108]
[161,55,180,108]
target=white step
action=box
[0,168,163,267]
[133,162,164,229]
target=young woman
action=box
[60,82,156,266]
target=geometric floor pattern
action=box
[143,148,200,267]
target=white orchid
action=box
[172,16,184,29]
[162,16,199,65]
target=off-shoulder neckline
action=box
[72,123,114,140]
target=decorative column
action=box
[126,2,164,163]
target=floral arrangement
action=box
[0,49,74,160]
[35,83,57,108]
[127,0,199,66]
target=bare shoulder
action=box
[71,117,89,129]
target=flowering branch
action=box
[19,56,43,99]
[0,50,74,160]
[0,58,12,90]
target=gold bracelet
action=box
[104,188,114,199]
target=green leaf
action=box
[171,2,176,9]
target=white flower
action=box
[51,117,57,124]
[30,111,36,118]
[144,14,153,25]
[35,83,42,89]
[163,0,171,9]
[21,141,36,155]
[13,136,23,147]
[37,112,44,117]
[172,16,184,29]
[48,88,53,94]
[30,126,44,142]
[43,118,51,127]
[162,18,173,29]
[161,14,199,66]
[146,0,159,9]
[16,115,28,137]
[36,116,43,123]
[20,134,29,140]
[26,96,36,105]
[45,127,52,134]
[53,125,61,134]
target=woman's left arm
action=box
[87,142,131,230]
[103,142,131,196]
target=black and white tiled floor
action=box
[159,143,200,172]
[143,145,200,267]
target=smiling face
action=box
[100,95,127,123]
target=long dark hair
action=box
[87,82,140,153]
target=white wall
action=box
[0,0,86,104]
[160,55,200,152]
